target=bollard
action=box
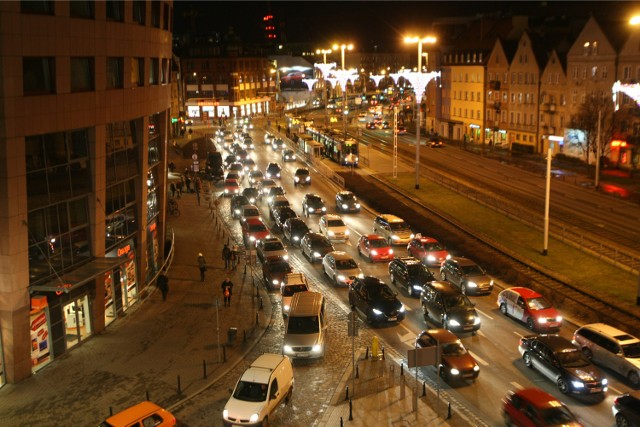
[109,407,113,416]
[349,398,353,421]
[400,363,404,376]
[447,401,452,419]
[203,360,207,379]
[146,390,150,401]
[400,375,405,400]
[177,375,181,395]
[382,346,385,360]
[255,312,259,326]
[244,263,247,275]
[389,365,395,387]
[365,346,369,359]
[256,285,260,298]
[345,385,349,401]
[259,296,263,310]
[372,337,379,359]
[223,346,227,362]
[422,381,426,397]
[243,329,247,343]
[340,416,343,427]
[355,364,359,379]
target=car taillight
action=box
[519,338,526,347]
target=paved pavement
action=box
[0,123,471,427]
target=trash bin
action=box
[227,327,238,345]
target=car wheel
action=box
[617,413,631,427]
[407,283,413,296]
[582,347,593,360]
[261,416,269,427]
[526,317,535,331]
[500,303,508,315]
[460,284,467,295]
[523,352,533,368]
[390,272,395,284]
[334,275,339,286]
[421,303,428,316]
[503,412,515,427]
[628,371,640,387]
[557,378,570,395]
[440,271,446,281]
[369,254,373,263]
[388,238,393,247]
[285,387,293,404]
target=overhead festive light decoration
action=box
[302,78,318,91]
[400,70,440,103]
[612,81,640,110]
[369,74,385,89]
[314,62,337,78]
[331,68,358,91]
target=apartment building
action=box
[0,1,173,384]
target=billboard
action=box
[279,66,313,91]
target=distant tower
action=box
[263,13,276,42]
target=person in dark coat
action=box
[157,273,169,301]
[197,252,207,281]
[221,277,234,306]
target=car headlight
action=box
[388,249,394,254]
[293,236,300,241]
[372,308,383,315]
[427,255,436,262]
[342,203,348,209]
[277,173,281,178]
[371,250,378,256]
[355,203,361,208]
[413,284,423,291]
[538,318,547,324]
[283,345,293,353]
[602,378,608,385]
[467,281,478,288]
[313,251,321,258]
[321,207,326,211]
[473,317,481,325]
[250,236,256,242]
[446,254,452,260]
[234,209,241,214]
[312,344,322,353]
[398,305,405,313]
[249,414,260,423]
[410,234,415,238]
[358,273,364,278]
[448,319,460,326]
[306,177,310,181]
[391,235,399,240]
[272,279,279,285]
[266,234,271,239]
[338,275,346,281]
[249,198,256,203]
[224,189,229,193]
[473,365,480,372]
[295,177,300,182]
[556,316,563,322]
[450,368,460,376]
[328,230,335,236]
[266,173,271,178]
[345,230,350,235]
[571,381,585,389]
[234,189,239,193]
[489,280,494,286]
[223,409,229,419]
[283,255,289,260]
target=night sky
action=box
[174,1,640,48]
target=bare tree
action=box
[569,93,614,165]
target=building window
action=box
[149,58,159,85]
[106,0,124,22]
[163,3,170,30]
[132,57,144,87]
[623,66,632,80]
[133,0,146,25]
[572,67,578,80]
[151,0,161,28]
[572,90,577,104]
[21,0,54,15]
[70,57,94,92]
[107,57,124,89]
[591,66,598,78]
[106,120,140,186]
[581,67,587,79]
[161,58,169,84]
[23,57,55,95]
[69,1,94,19]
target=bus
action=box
[307,127,359,166]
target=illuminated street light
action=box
[404,36,437,189]
[332,43,353,69]
[316,48,333,64]
[331,68,358,141]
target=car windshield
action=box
[291,222,309,233]
[261,180,276,187]
[389,222,409,231]
[407,264,431,279]
[336,259,358,269]
[369,239,388,248]
[527,297,552,310]
[251,171,263,177]
[442,342,468,356]
[270,187,285,195]
[249,223,267,232]
[287,316,320,334]
[312,238,333,248]
[622,341,640,357]
[307,196,321,203]
[341,193,355,201]
[424,242,444,251]
[263,242,284,251]
[233,381,268,402]
[269,262,290,273]
[296,170,309,176]
[461,264,485,276]
[282,284,308,296]
[541,407,577,424]
[443,294,472,309]
[328,219,345,227]
[244,209,259,217]
[557,349,591,368]
[368,284,395,300]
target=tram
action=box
[307,127,359,166]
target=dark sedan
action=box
[283,218,310,246]
[388,256,435,297]
[230,195,250,219]
[241,187,260,205]
[421,281,481,333]
[273,206,298,230]
[348,276,405,324]
[300,232,334,263]
[335,191,361,213]
[262,257,292,290]
[416,329,480,383]
[302,193,326,217]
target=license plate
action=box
[590,388,601,393]
[297,352,309,358]
[380,256,389,260]
[549,322,559,327]
[388,316,397,322]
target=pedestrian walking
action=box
[197,252,207,282]
[170,182,176,198]
[231,244,239,271]
[222,244,232,270]
[221,277,234,306]
[185,176,192,193]
[157,272,169,301]
[176,180,183,198]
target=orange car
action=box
[99,401,176,427]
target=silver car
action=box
[322,251,363,286]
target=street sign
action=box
[347,311,358,337]
[192,160,200,172]
[407,347,437,368]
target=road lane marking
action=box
[476,330,486,338]
[475,307,493,320]
[608,385,622,394]
[469,350,489,366]
[510,381,523,390]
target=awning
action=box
[29,257,129,294]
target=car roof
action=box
[511,388,565,409]
[414,235,438,243]
[327,251,353,260]
[360,276,385,286]
[364,234,386,241]
[528,334,575,351]
[378,214,403,222]
[505,287,542,299]
[395,256,421,266]
[245,218,265,225]
[104,401,167,424]
[337,191,354,196]
[295,168,309,173]
[225,179,239,184]
[449,257,477,266]
[305,193,321,199]
[420,328,458,343]
[322,214,342,220]
[426,281,464,295]
[579,323,640,344]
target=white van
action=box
[223,353,294,426]
[281,273,309,316]
[283,292,327,359]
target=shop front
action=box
[105,240,139,326]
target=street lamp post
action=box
[316,48,332,65]
[404,36,436,189]
[333,43,354,144]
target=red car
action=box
[242,218,271,247]
[223,178,240,197]
[407,234,450,267]
[497,287,562,331]
[502,388,582,426]
[357,234,394,262]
